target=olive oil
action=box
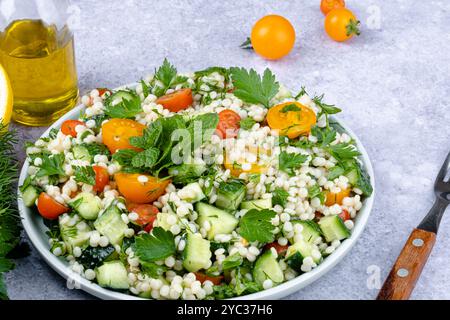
[0,19,78,126]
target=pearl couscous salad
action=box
[21,59,373,300]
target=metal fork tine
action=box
[436,150,450,183]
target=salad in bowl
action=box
[20,59,373,300]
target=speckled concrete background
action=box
[5,0,450,300]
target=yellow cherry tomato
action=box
[325,188,351,206]
[115,173,170,204]
[324,8,360,42]
[250,15,296,60]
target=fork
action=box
[377,150,450,300]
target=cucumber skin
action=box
[182,233,212,272]
[96,261,129,289]
[72,145,92,163]
[195,202,238,240]
[253,251,284,286]
[94,205,128,245]
[318,215,350,242]
[22,186,39,207]
[70,192,102,220]
[240,198,272,210]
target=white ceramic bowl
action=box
[18,85,375,300]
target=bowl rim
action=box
[17,84,375,300]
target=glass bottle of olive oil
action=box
[0,1,78,126]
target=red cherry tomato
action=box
[92,165,109,192]
[61,120,85,138]
[156,88,193,112]
[37,192,69,220]
[97,88,111,97]
[194,272,224,285]
[216,109,241,139]
[339,209,351,221]
[127,203,159,232]
[264,242,289,255]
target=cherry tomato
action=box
[339,209,351,221]
[97,88,111,97]
[115,173,170,204]
[264,242,289,255]
[102,118,146,154]
[194,272,224,285]
[127,203,159,232]
[61,120,85,138]
[324,8,360,42]
[216,110,241,139]
[92,165,109,192]
[156,88,193,112]
[37,192,69,220]
[250,15,296,60]
[320,0,345,15]
[267,102,317,139]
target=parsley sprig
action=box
[133,227,176,262]
[36,153,65,178]
[153,58,188,97]
[73,166,96,185]
[104,90,142,119]
[278,151,308,176]
[239,209,276,243]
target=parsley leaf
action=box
[104,90,142,118]
[73,166,96,185]
[294,86,308,99]
[278,151,308,176]
[272,187,289,207]
[133,227,176,262]
[229,67,279,108]
[281,103,301,113]
[311,126,337,147]
[154,59,188,97]
[239,117,256,130]
[307,184,325,204]
[239,209,276,243]
[327,143,361,161]
[36,153,65,177]
[327,165,345,180]
[313,94,342,115]
[222,253,243,270]
[141,79,150,98]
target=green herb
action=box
[311,126,337,147]
[327,166,345,180]
[229,67,279,108]
[194,66,230,81]
[131,148,160,168]
[307,184,325,204]
[234,268,260,296]
[279,151,308,176]
[281,103,301,113]
[239,117,256,130]
[239,37,253,50]
[73,166,96,185]
[327,143,361,161]
[35,153,65,178]
[129,120,163,149]
[294,86,308,99]
[104,90,142,118]
[239,209,276,243]
[81,143,111,158]
[153,58,188,97]
[313,94,341,115]
[352,161,373,196]
[222,253,243,270]
[141,79,150,98]
[272,187,289,207]
[112,149,138,167]
[48,128,59,139]
[133,227,176,262]
[78,245,115,269]
[141,261,168,278]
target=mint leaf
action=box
[112,149,138,167]
[279,151,308,176]
[239,209,276,243]
[73,166,95,185]
[222,253,243,270]
[230,67,279,108]
[130,120,163,149]
[105,90,142,118]
[272,187,289,207]
[131,148,160,168]
[133,227,176,262]
[36,153,65,177]
[239,117,256,130]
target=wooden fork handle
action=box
[377,228,436,300]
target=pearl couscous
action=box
[21,60,372,299]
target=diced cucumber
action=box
[215,179,246,210]
[156,212,177,231]
[318,215,350,242]
[94,204,128,245]
[78,245,116,269]
[96,261,129,289]
[196,202,239,240]
[69,192,102,220]
[108,90,137,106]
[72,145,92,162]
[285,240,321,272]
[240,198,272,210]
[290,220,322,244]
[183,233,212,272]
[178,182,205,203]
[21,185,39,207]
[59,215,92,254]
[253,251,284,286]
[346,169,358,186]
[168,163,207,184]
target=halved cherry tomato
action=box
[92,165,109,192]
[115,173,170,204]
[156,88,193,112]
[97,88,111,97]
[264,242,289,255]
[267,101,317,139]
[324,8,360,42]
[216,109,241,139]
[339,209,351,221]
[102,118,146,154]
[61,120,85,138]
[127,203,159,232]
[251,15,296,60]
[194,272,224,285]
[320,0,345,15]
[325,188,351,206]
[37,192,69,220]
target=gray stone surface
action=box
[5,0,450,300]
